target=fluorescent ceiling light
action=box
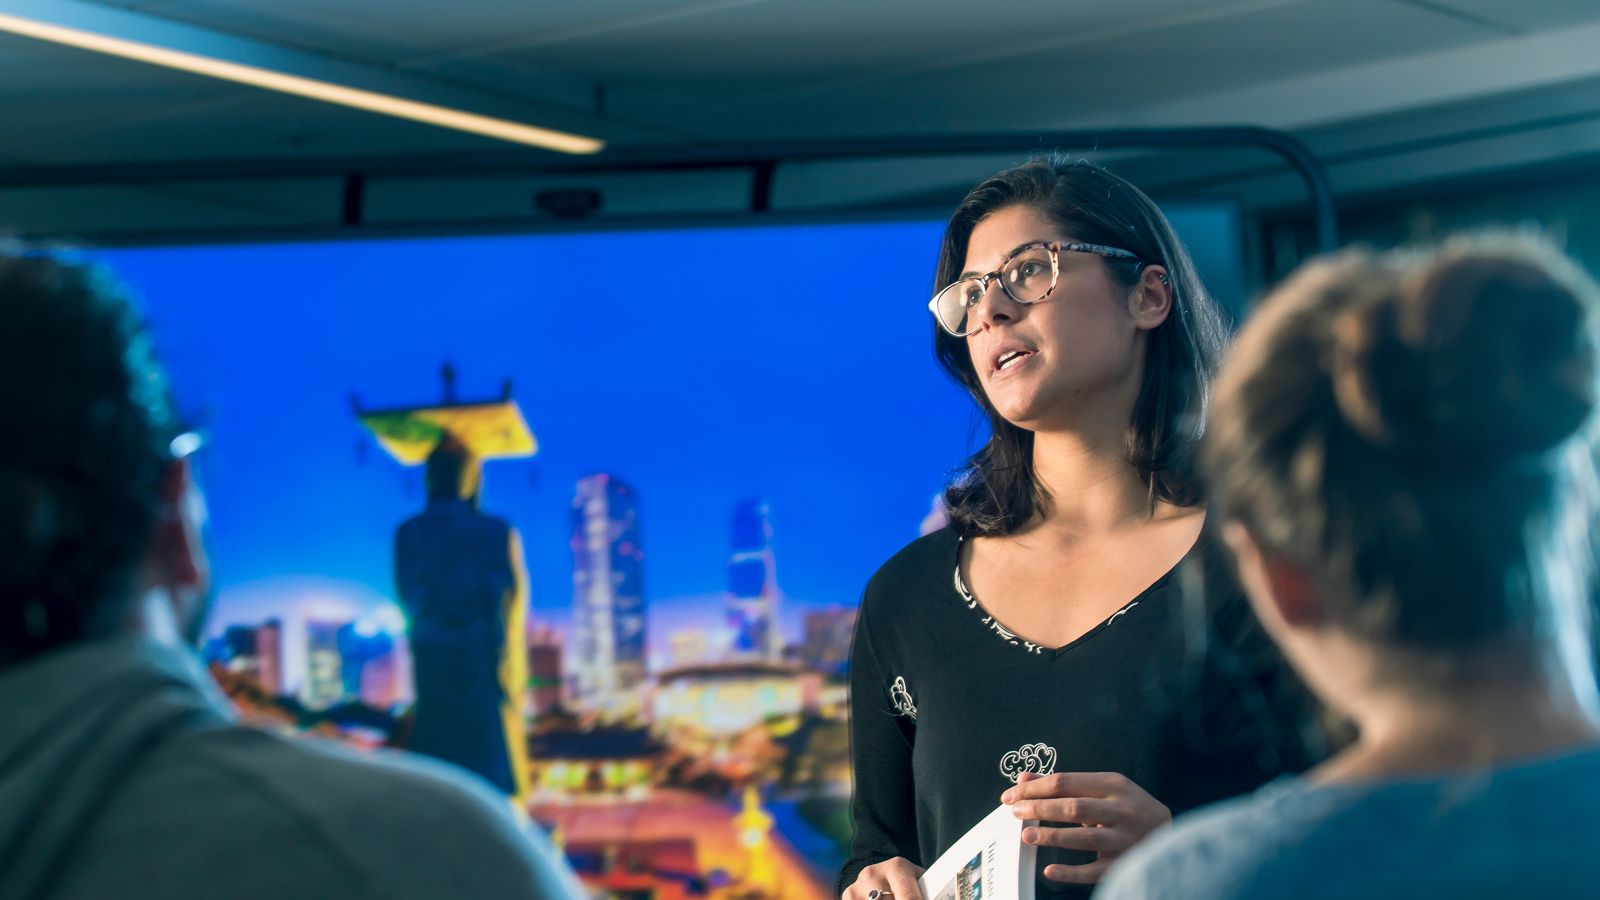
[0,11,605,155]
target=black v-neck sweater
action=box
[837,527,1318,898]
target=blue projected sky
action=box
[95,205,1239,670]
[96,220,974,655]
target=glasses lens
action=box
[1003,246,1055,303]
[933,279,984,336]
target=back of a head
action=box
[1205,232,1600,663]
[424,435,480,504]
[0,255,586,900]
[0,252,179,667]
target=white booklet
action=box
[916,804,1038,900]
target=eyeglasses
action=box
[928,240,1142,337]
[169,430,206,460]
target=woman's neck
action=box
[1028,429,1164,538]
[1313,663,1600,785]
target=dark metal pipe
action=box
[341,174,365,227]
[0,126,1338,250]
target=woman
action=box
[838,158,1316,899]
[1098,234,1600,898]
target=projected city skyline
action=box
[92,208,1242,895]
[94,220,975,691]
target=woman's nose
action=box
[969,277,1019,332]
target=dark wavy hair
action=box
[936,158,1230,536]
[0,251,182,666]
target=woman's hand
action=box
[1000,771,1171,885]
[844,857,926,900]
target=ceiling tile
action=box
[597,0,1503,139]
[468,0,1214,86]
[1415,0,1600,33]
[9,0,1600,216]
[88,0,611,111]
[152,0,698,65]
[0,31,206,92]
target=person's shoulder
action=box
[185,727,577,895]
[861,527,960,611]
[1097,786,1293,900]
[195,726,495,819]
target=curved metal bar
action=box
[0,126,1337,249]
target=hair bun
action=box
[1329,236,1599,465]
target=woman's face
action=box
[961,204,1162,433]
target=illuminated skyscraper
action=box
[726,499,781,663]
[571,474,646,718]
[217,625,261,690]
[389,633,415,707]
[222,625,258,665]
[256,619,283,696]
[303,619,346,710]
[801,607,857,677]
[528,624,565,716]
[212,622,272,693]
[207,620,285,695]
[359,644,403,710]
[669,629,713,668]
[338,622,395,702]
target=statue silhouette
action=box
[394,436,530,797]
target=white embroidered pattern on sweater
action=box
[951,566,1044,655]
[952,538,1142,656]
[889,675,917,720]
[999,741,1059,782]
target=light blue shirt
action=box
[0,639,581,900]
[1097,745,1600,900]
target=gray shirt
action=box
[0,638,583,900]
[1096,745,1600,900]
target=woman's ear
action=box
[147,458,209,593]
[1129,266,1172,331]
[1222,521,1323,632]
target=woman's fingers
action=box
[1041,857,1115,885]
[1000,771,1172,886]
[1001,771,1132,803]
[1009,796,1122,825]
[844,880,876,900]
[1003,771,1171,838]
[1024,824,1133,854]
[848,858,925,900]
[886,864,925,900]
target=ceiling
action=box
[4,0,1600,238]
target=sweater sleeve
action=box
[835,585,920,896]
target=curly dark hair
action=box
[0,251,182,665]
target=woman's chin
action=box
[992,398,1049,431]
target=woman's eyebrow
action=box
[960,239,1051,278]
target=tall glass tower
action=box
[571,473,647,718]
[726,498,781,663]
